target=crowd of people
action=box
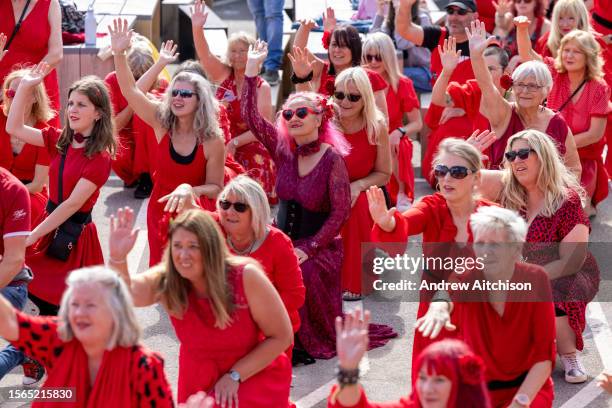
[0,0,612,405]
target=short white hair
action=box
[57,266,141,349]
[470,206,528,242]
[217,175,270,240]
[512,60,553,95]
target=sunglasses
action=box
[365,54,383,63]
[219,200,249,213]
[334,91,362,102]
[282,106,320,121]
[434,164,475,179]
[4,89,16,99]
[504,148,535,162]
[446,7,470,15]
[171,89,197,98]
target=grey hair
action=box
[512,60,553,95]
[57,266,142,349]
[217,175,270,241]
[470,206,528,243]
[157,72,223,143]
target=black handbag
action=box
[5,0,33,51]
[46,154,91,261]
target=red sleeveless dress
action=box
[170,265,292,405]
[0,0,60,127]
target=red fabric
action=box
[328,384,417,408]
[322,30,332,49]
[430,28,475,86]
[170,265,292,405]
[0,0,59,127]
[447,79,491,133]
[593,0,612,35]
[318,63,388,97]
[0,167,30,259]
[489,378,555,408]
[476,0,496,33]
[387,138,415,204]
[11,312,174,408]
[26,127,110,305]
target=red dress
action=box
[11,312,174,407]
[328,385,417,408]
[216,72,277,204]
[0,0,59,127]
[318,63,387,97]
[170,265,293,405]
[385,77,419,204]
[26,127,111,305]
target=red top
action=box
[430,28,475,86]
[386,76,420,131]
[42,127,111,212]
[593,0,612,34]
[0,116,50,182]
[318,63,388,97]
[153,133,207,191]
[476,0,496,33]
[328,384,417,408]
[0,167,30,256]
[216,72,264,138]
[343,128,377,182]
[11,311,174,408]
[447,79,491,132]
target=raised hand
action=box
[20,62,51,88]
[376,0,389,16]
[466,129,497,153]
[288,46,315,79]
[298,18,318,31]
[109,207,140,262]
[366,186,397,232]
[322,7,337,33]
[398,0,418,11]
[336,309,370,370]
[438,36,462,73]
[414,302,455,339]
[492,0,513,16]
[108,18,133,54]
[158,40,180,65]
[245,40,268,77]
[190,0,209,28]
[466,20,496,56]
[0,33,7,62]
[513,15,531,30]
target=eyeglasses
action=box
[434,164,476,179]
[512,82,544,93]
[365,54,383,63]
[504,148,535,162]
[219,200,249,213]
[282,106,320,121]
[334,91,362,102]
[4,89,16,99]
[446,7,469,15]
[171,89,197,98]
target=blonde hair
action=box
[2,68,54,122]
[58,266,142,349]
[362,32,402,93]
[433,138,483,172]
[226,32,256,66]
[500,129,585,216]
[555,30,603,81]
[218,175,270,241]
[548,0,591,58]
[128,44,155,80]
[334,67,386,144]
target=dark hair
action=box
[174,60,207,79]
[484,45,510,71]
[387,2,419,47]
[328,25,362,75]
[59,76,116,158]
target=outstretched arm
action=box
[191,0,231,83]
[431,37,461,107]
[515,16,543,62]
[395,0,424,45]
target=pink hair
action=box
[275,92,351,157]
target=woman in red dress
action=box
[328,311,491,408]
[6,64,114,316]
[362,32,422,211]
[109,208,294,406]
[517,22,611,214]
[191,1,278,205]
[368,137,496,370]
[109,19,226,266]
[0,0,62,127]
[0,266,174,407]
[1,68,52,224]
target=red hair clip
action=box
[500,74,513,91]
[458,354,485,385]
[4,89,16,99]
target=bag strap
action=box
[57,153,66,205]
[557,79,587,113]
[5,0,34,51]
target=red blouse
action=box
[446,79,491,132]
[386,76,420,131]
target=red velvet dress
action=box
[385,76,419,204]
[11,312,174,407]
[170,265,293,405]
[216,72,277,204]
[318,63,387,97]
[0,0,60,127]
[26,127,111,306]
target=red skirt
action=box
[112,129,137,185]
[132,115,158,177]
[387,137,415,205]
[341,192,374,294]
[579,139,609,206]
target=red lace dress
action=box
[26,127,110,306]
[0,0,59,127]
[522,190,600,351]
[216,72,277,204]
[170,265,293,405]
[385,76,419,204]
[11,312,174,407]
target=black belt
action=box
[276,199,329,240]
[488,371,528,390]
[19,179,32,185]
[46,200,92,225]
[593,12,612,29]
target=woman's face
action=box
[513,74,547,109]
[68,283,114,348]
[171,227,204,282]
[283,98,322,139]
[474,228,520,272]
[219,192,253,240]
[435,152,478,203]
[558,12,579,35]
[363,49,384,75]
[329,39,353,70]
[508,138,540,188]
[484,54,505,90]
[334,80,364,121]
[515,0,536,16]
[561,39,587,73]
[67,91,101,135]
[170,80,199,117]
[416,368,453,408]
[227,41,249,71]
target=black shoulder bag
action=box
[46,153,92,261]
[556,79,587,113]
[5,0,33,51]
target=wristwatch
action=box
[228,369,241,383]
[513,393,530,407]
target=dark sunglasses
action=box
[171,89,197,98]
[505,148,535,162]
[434,164,475,179]
[446,7,469,15]
[334,91,362,102]
[4,89,16,99]
[219,200,249,213]
[282,106,320,121]
[365,54,383,63]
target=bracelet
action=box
[291,71,314,84]
[111,50,127,56]
[109,257,127,264]
[335,365,359,388]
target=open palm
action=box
[159,40,179,65]
[190,0,209,28]
[109,207,140,261]
[336,309,370,371]
[439,36,462,72]
[288,46,314,78]
[21,62,51,88]
[466,20,495,55]
[108,18,133,54]
[366,186,396,230]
